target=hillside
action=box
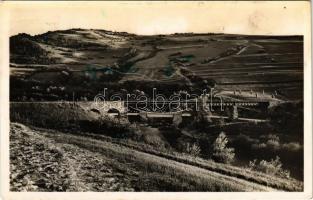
[9,30,304,191]
[10,29,303,101]
[10,101,304,182]
[10,122,302,192]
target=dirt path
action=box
[10,123,136,191]
[10,122,279,192]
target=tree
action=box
[212,132,235,163]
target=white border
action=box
[0,1,312,200]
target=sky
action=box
[2,1,310,36]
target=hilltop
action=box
[10,29,303,101]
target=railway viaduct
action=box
[102,100,270,124]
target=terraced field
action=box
[10,30,303,101]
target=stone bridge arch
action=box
[104,101,125,113]
[88,101,126,115]
[107,108,121,117]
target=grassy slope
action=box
[9,102,304,191]
[10,122,302,192]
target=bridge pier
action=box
[231,105,238,120]
[172,113,183,127]
[139,112,148,122]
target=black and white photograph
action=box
[0,1,312,199]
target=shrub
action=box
[185,142,201,157]
[282,142,302,152]
[141,133,166,148]
[258,156,282,175]
[248,159,257,170]
[248,156,290,179]
[218,118,225,128]
[266,139,280,150]
[212,132,235,164]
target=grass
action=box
[10,102,303,191]
[10,29,304,191]
[10,123,138,192]
[36,126,303,191]
[33,125,274,192]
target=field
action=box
[10,29,303,101]
[9,29,304,192]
